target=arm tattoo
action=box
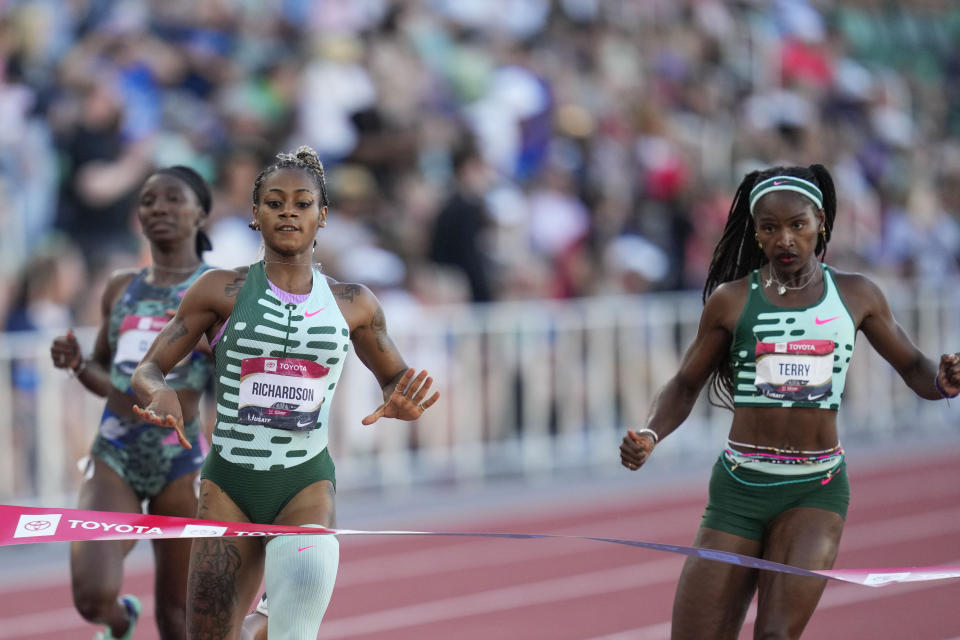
[188,538,241,640]
[336,284,362,303]
[371,306,389,353]
[224,276,245,298]
[165,317,189,345]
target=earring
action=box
[248,221,260,231]
[820,226,827,240]
[755,232,762,249]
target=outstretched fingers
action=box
[132,405,192,449]
[360,406,385,426]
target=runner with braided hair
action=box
[132,146,439,639]
[620,163,960,639]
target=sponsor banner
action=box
[1,504,334,545]
[755,339,835,356]
[240,357,329,379]
[2,504,957,587]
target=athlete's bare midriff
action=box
[728,405,839,453]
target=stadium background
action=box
[0,1,958,638]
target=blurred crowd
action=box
[1,0,960,335]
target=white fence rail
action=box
[2,281,958,505]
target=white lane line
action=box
[316,558,684,639]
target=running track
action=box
[1,449,958,639]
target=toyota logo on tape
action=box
[14,513,63,538]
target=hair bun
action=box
[294,145,323,173]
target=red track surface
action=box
[2,450,958,639]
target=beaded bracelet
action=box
[935,375,958,400]
[635,428,659,444]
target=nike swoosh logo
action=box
[773,180,786,185]
[304,307,325,317]
[298,545,314,552]
[815,316,840,325]
[296,419,314,428]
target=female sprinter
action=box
[131,146,439,640]
[50,166,214,639]
[619,164,960,639]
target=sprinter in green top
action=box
[132,146,439,640]
[619,164,960,640]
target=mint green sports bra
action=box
[730,265,856,410]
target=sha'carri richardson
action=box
[132,146,440,640]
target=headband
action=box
[154,166,212,214]
[749,175,823,214]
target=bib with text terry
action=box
[754,339,834,402]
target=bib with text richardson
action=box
[238,357,329,431]
[754,339,835,402]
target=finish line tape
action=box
[2,504,958,588]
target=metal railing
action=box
[2,280,958,505]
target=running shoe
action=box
[93,594,141,640]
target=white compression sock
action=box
[264,528,339,640]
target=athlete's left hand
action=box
[362,368,439,425]
[938,352,960,397]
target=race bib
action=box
[754,339,834,402]
[237,357,328,431]
[114,316,168,376]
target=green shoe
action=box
[93,594,141,640]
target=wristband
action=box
[69,356,88,378]
[935,374,958,400]
[635,428,659,444]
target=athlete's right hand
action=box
[133,393,191,449]
[620,429,656,471]
[50,329,82,370]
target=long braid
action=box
[809,163,837,259]
[702,164,837,410]
[252,145,330,207]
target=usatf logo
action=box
[14,513,63,538]
[264,360,277,372]
[180,524,228,538]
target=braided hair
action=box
[252,145,330,207]
[702,164,837,409]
